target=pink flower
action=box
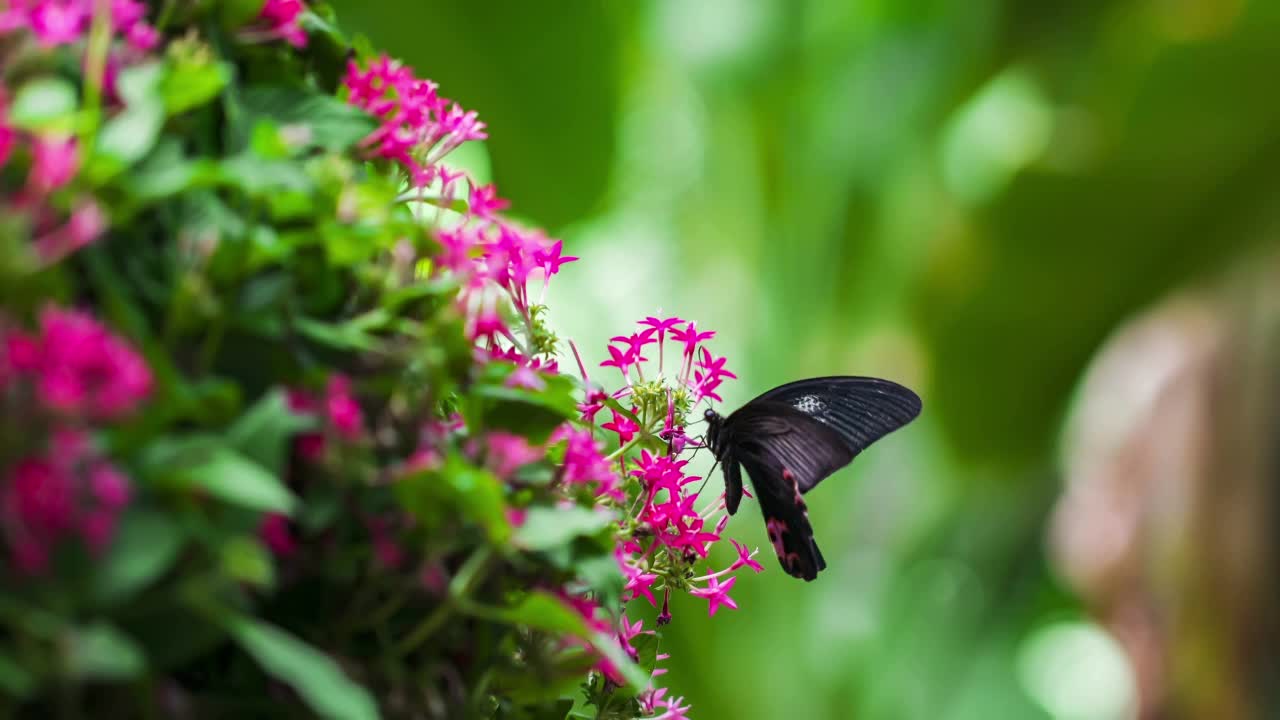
[689,575,738,616]
[30,135,79,194]
[324,375,363,440]
[27,1,90,47]
[259,513,296,557]
[8,457,75,537]
[344,55,484,188]
[79,509,117,553]
[550,424,623,501]
[36,197,106,261]
[89,462,131,510]
[601,409,640,445]
[600,343,640,381]
[468,182,509,219]
[485,431,543,478]
[505,364,546,391]
[0,94,15,169]
[623,565,659,607]
[34,305,152,420]
[533,239,578,278]
[670,321,715,361]
[729,539,764,573]
[258,0,307,47]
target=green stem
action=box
[392,548,494,657]
[79,0,113,153]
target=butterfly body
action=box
[704,376,921,581]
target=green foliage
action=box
[0,4,647,719]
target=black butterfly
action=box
[704,376,922,581]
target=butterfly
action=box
[703,376,922,581]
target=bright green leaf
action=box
[499,591,592,636]
[161,60,233,114]
[221,536,275,587]
[225,616,380,720]
[9,76,78,131]
[513,506,614,552]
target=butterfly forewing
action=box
[749,376,920,487]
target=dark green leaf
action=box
[225,616,380,720]
[0,652,35,699]
[397,454,511,543]
[158,440,297,514]
[226,388,314,476]
[92,509,184,605]
[66,624,145,681]
[240,86,377,151]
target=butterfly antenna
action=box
[694,457,719,499]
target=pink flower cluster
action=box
[0,0,158,51]
[258,0,307,48]
[587,316,762,619]
[287,374,365,461]
[343,55,488,190]
[344,55,577,387]
[0,307,148,571]
[1,306,152,420]
[600,317,735,404]
[0,88,106,261]
[2,429,132,573]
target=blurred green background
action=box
[335,1,1280,718]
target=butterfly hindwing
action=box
[737,448,827,581]
[726,404,853,580]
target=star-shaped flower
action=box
[689,575,738,616]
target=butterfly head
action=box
[703,408,725,456]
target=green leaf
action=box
[295,316,381,352]
[0,652,35,699]
[158,440,297,514]
[220,153,314,194]
[126,141,222,200]
[221,536,275,587]
[240,86,377,151]
[9,76,78,131]
[397,454,511,543]
[499,591,593,636]
[66,623,145,681]
[92,509,184,604]
[443,455,511,543]
[189,447,296,513]
[500,593,647,691]
[574,553,624,612]
[513,506,614,552]
[476,372,579,443]
[226,389,314,476]
[160,60,232,115]
[225,616,380,720]
[92,64,166,175]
